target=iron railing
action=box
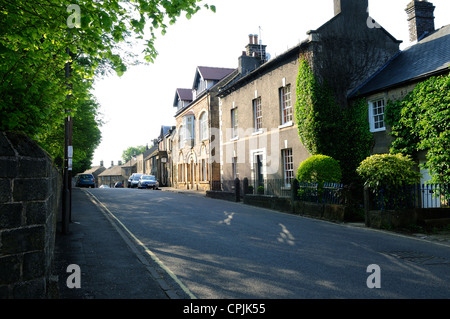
[220,178,344,204]
[297,182,344,204]
[372,183,450,211]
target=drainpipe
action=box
[207,93,212,190]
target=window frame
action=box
[279,84,292,125]
[199,112,208,141]
[179,125,185,148]
[368,98,386,132]
[231,107,238,139]
[253,97,262,132]
[183,114,195,146]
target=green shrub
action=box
[257,186,264,195]
[297,155,342,184]
[356,154,421,189]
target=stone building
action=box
[172,66,236,191]
[151,125,175,187]
[79,162,106,187]
[350,0,450,185]
[98,163,123,187]
[218,36,310,192]
[218,0,402,192]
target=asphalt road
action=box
[86,187,450,299]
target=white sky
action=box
[91,0,450,168]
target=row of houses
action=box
[92,0,449,191]
[85,126,175,187]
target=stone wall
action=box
[0,132,61,298]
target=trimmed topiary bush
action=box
[297,155,342,184]
[257,185,264,195]
[356,153,421,190]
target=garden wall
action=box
[0,132,61,298]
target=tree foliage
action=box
[385,73,450,184]
[0,0,213,168]
[37,95,103,175]
[122,145,147,163]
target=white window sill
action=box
[370,127,386,133]
[278,121,293,129]
[252,130,263,136]
[230,136,239,141]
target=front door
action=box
[256,154,263,188]
[420,161,441,208]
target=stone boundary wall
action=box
[0,132,61,298]
[208,186,348,222]
[206,190,237,202]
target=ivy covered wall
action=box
[385,73,450,184]
[295,57,374,186]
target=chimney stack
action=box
[334,0,369,19]
[111,161,114,167]
[240,34,267,75]
[100,160,104,167]
[245,33,267,64]
[406,0,435,42]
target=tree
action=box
[37,95,103,174]
[122,145,147,163]
[0,0,214,163]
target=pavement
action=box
[53,187,187,299]
[52,187,450,300]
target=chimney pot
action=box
[248,34,253,44]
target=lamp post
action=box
[62,47,73,235]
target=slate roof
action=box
[173,88,193,107]
[82,165,106,175]
[160,125,174,138]
[144,144,159,160]
[192,66,235,90]
[219,42,305,97]
[174,66,237,117]
[350,24,450,97]
[99,165,123,177]
[196,66,236,82]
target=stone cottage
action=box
[217,0,402,193]
[349,0,450,186]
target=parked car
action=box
[75,173,95,188]
[128,173,143,188]
[138,175,159,189]
[114,182,124,188]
